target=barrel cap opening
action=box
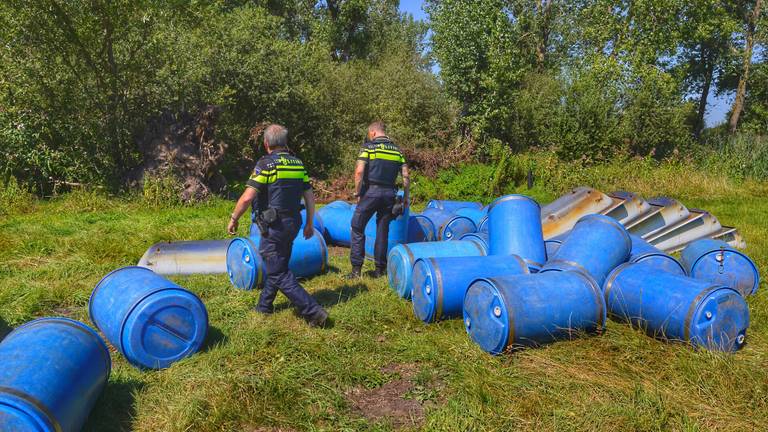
[687,286,749,352]
[411,259,438,323]
[463,279,510,355]
[121,288,208,369]
[226,237,262,291]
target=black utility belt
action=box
[367,183,396,189]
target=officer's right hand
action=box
[303,223,313,240]
[227,218,238,236]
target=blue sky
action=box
[397,1,731,127]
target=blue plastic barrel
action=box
[227,229,328,290]
[458,232,489,253]
[487,195,546,268]
[407,214,437,243]
[541,214,630,286]
[477,216,489,234]
[421,207,477,241]
[463,271,606,354]
[544,232,569,261]
[604,262,749,352]
[454,207,487,226]
[317,201,354,246]
[426,200,483,213]
[89,266,208,369]
[0,317,110,432]
[300,209,326,238]
[412,255,529,323]
[629,234,686,276]
[387,240,487,299]
[680,239,760,297]
[365,204,410,259]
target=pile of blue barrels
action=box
[374,195,758,356]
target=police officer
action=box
[228,124,328,327]
[347,121,410,279]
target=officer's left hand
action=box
[303,223,313,240]
[227,218,238,236]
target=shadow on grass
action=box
[0,316,10,341]
[201,325,228,352]
[314,283,368,308]
[84,376,145,432]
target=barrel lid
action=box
[442,216,476,241]
[686,287,749,352]
[411,259,437,323]
[690,248,759,297]
[0,401,52,432]
[226,237,262,291]
[463,279,510,355]
[387,245,413,299]
[121,288,208,369]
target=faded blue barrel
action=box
[0,317,110,432]
[541,214,630,286]
[426,200,483,213]
[317,201,354,246]
[300,209,326,238]
[487,195,546,268]
[407,214,437,242]
[454,207,487,226]
[365,205,410,259]
[90,267,208,369]
[629,234,686,276]
[544,232,570,261]
[604,262,749,352]
[463,271,606,354]
[412,255,529,323]
[680,239,760,297]
[387,240,487,299]
[227,230,328,290]
[421,207,477,241]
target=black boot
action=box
[306,307,329,328]
[345,266,362,280]
[369,267,387,278]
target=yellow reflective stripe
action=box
[275,165,305,171]
[303,173,310,182]
[250,174,275,184]
[370,152,404,162]
[375,148,402,156]
[276,170,307,180]
[358,150,370,159]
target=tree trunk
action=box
[535,0,553,72]
[695,48,714,139]
[729,0,762,133]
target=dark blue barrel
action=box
[387,240,487,299]
[487,195,546,268]
[541,214,631,286]
[463,271,606,354]
[317,201,354,246]
[426,200,483,212]
[629,234,686,276]
[454,206,487,226]
[227,230,328,290]
[421,207,477,241]
[407,214,437,242]
[412,255,529,323]
[680,239,760,297]
[365,205,410,259]
[544,232,570,261]
[0,318,110,432]
[604,262,749,352]
[89,266,208,369]
[300,209,326,238]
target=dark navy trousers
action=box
[350,186,396,269]
[256,214,321,317]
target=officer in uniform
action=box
[228,124,328,327]
[348,121,410,279]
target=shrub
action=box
[0,176,35,216]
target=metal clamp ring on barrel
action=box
[487,195,540,213]
[0,386,63,432]
[241,238,264,288]
[683,285,724,343]
[430,257,445,322]
[486,277,515,352]
[603,262,634,306]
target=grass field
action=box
[1,177,768,431]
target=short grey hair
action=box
[264,124,288,149]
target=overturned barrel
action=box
[408,214,437,242]
[629,234,686,276]
[0,317,110,432]
[458,232,489,253]
[541,214,631,286]
[487,195,546,268]
[544,232,569,261]
[477,216,489,234]
[463,271,606,354]
[454,206,487,226]
[680,239,760,297]
[604,262,749,352]
[90,266,208,369]
[421,208,477,241]
[426,200,483,213]
[387,240,487,299]
[300,209,326,238]
[412,255,529,323]
[227,230,328,290]
[317,201,354,246]
[365,205,410,259]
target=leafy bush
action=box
[142,172,184,208]
[0,176,35,216]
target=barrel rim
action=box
[602,262,635,300]
[630,252,686,275]
[487,194,540,213]
[0,389,61,432]
[683,285,742,346]
[89,266,156,325]
[226,237,263,290]
[465,277,512,355]
[575,213,632,253]
[688,246,760,295]
[120,287,208,369]
[411,214,437,241]
[439,215,477,241]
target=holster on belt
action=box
[255,208,278,237]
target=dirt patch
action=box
[346,363,438,430]
[328,245,348,257]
